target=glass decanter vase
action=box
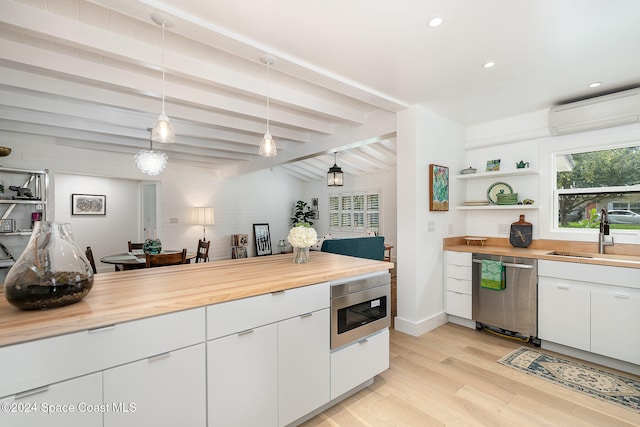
[4,222,94,310]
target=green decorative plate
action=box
[487,182,513,205]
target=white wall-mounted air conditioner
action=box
[549,87,640,135]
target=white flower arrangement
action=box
[287,223,318,248]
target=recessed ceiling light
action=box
[588,81,602,88]
[428,16,443,28]
[483,61,496,68]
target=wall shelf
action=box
[456,169,538,180]
[457,204,538,211]
[0,199,44,205]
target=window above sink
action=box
[554,144,640,233]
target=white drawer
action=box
[445,290,472,319]
[446,251,472,267]
[207,282,329,340]
[447,264,472,281]
[445,277,471,294]
[0,308,205,398]
[330,328,389,399]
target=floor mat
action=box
[499,347,640,412]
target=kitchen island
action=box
[0,252,393,427]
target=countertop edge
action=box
[444,240,640,269]
[0,252,393,347]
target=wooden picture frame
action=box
[71,194,106,215]
[429,164,449,211]
[253,223,272,256]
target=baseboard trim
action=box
[447,315,476,329]
[393,311,447,337]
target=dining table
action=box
[100,249,196,271]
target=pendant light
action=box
[327,152,344,186]
[151,13,176,144]
[258,55,277,157]
[135,128,168,175]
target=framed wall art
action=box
[486,159,501,172]
[253,223,272,256]
[71,194,106,215]
[429,164,449,211]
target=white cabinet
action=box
[330,328,389,400]
[538,260,640,365]
[0,308,205,399]
[444,251,472,319]
[538,277,590,351]
[104,343,206,427]
[206,282,330,427]
[278,308,330,426]
[0,307,205,427]
[0,373,102,427]
[207,324,279,427]
[591,286,640,365]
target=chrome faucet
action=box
[598,208,614,254]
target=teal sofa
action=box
[320,236,385,261]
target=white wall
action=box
[301,167,398,256]
[464,109,640,245]
[54,173,141,273]
[0,132,305,273]
[395,105,466,337]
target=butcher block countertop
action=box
[444,236,640,269]
[0,251,393,347]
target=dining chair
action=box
[128,241,145,252]
[85,246,97,274]
[145,249,188,268]
[195,239,211,263]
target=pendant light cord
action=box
[266,59,270,133]
[161,22,166,115]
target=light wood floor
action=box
[302,323,640,426]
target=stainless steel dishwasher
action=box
[472,253,540,345]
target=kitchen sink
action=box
[546,251,594,259]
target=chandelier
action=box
[327,152,344,186]
[135,128,168,175]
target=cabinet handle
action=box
[237,329,254,336]
[300,312,313,318]
[357,338,369,345]
[88,324,116,333]
[271,290,285,296]
[148,352,171,362]
[557,285,570,290]
[15,386,49,399]
[614,293,630,299]
[472,260,533,269]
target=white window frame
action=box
[551,144,640,236]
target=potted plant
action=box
[290,200,315,227]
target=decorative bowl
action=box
[460,167,477,175]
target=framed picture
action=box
[429,164,449,211]
[253,223,272,256]
[486,159,501,172]
[71,194,106,215]
[232,246,248,259]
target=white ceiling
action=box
[1,0,639,180]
